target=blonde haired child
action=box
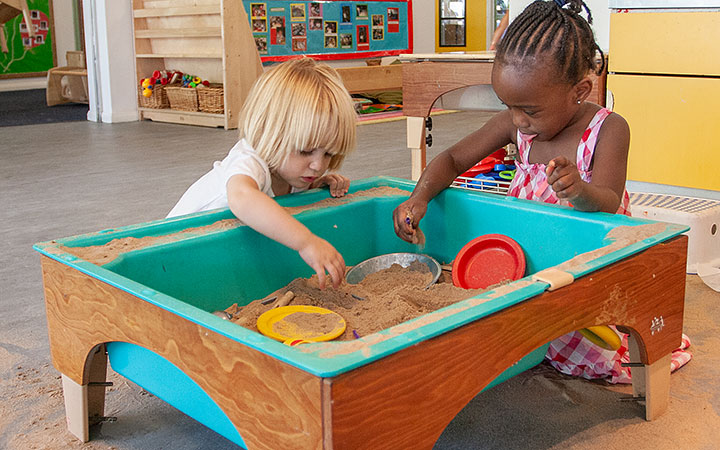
[393,0,690,382]
[169,58,356,289]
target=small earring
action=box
[577,100,582,104]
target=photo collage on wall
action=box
[248,1,406,57]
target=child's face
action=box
[276,148,333,189]
[492,62,581,141]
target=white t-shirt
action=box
[167,139,297,218]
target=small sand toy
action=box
[257,305,346,344]
[346,253,441,289]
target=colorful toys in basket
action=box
[140,70,183,98]
[456,148,517,191]
[180,74,210,89]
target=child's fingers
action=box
[326,262,345,289]
[333,177,349,197]
[546,157,574,183]
[546,156,572,179]
[327,175,350,197]
[314,266,327,290]
[551,172,582,199]
[545,159,557,178]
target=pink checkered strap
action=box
[507,107,631,216]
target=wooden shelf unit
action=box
[131,0,262,129]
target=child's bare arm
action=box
[546,113,630,213]
[394,111,515,242]
[227,174,345,288]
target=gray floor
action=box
[2,112,719,449]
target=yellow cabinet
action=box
[607,73,720,191]
[609,12,720,76]
[608,10,720,192]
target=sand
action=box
[228,261,489,341]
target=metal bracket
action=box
[532,268,574,291]
[621,362,645,368]
[90,415,118,424]
[619,396,646,402]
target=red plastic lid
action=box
[458,149,507,178]
[452,234,526,289]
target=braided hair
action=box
[495,0,604,85]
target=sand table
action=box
[227,261,489,340]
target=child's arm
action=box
[393,110,516,242]
[546,113,630,213]
[311,173,350,197]
[227,174,345,289]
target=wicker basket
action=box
[138,84,169,109]
[166,86,199,112]
[197,84,224,114]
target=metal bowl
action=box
[346,253,441,289]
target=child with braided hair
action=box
[393,0,691,382]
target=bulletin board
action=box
[244,0,412,62]
[0,0,56,79]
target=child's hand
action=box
[393,199,427,243]
[297,235,346,289]
[546,156,585,201]
[313,174,350,197]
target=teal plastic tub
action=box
[35,176,688,448]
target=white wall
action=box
[509,0,611,52]
[82,0,137,123]
[0,1,78,92]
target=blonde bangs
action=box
[239,58,356,171]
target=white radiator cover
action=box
[629,193,720,274]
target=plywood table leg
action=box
[406,116,426,181]
[62,375,90,441]
[643,353,672,420]
[46,70,67,106]
[60,345,108,442]
[627,333,671,421]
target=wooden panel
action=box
[401,60,494,117]
[133,5,220,18]
[135,27,222,38]
[221,0,263,130]
[608,73,720,191]
[136,53,222,58]
[336,65,403,94]
[41,256,323,450]
[328,236,687,449]
[139,108,224,127]
[609,12,720,76]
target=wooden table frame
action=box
[401,53,496,181]
[40,234,687,449]
[400,53,607,181]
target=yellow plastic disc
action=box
[257,305,346,343]
[579,326,622,351]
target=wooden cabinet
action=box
[131,0,263,129]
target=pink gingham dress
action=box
[508,108,631,214]
[508,107,691,383]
